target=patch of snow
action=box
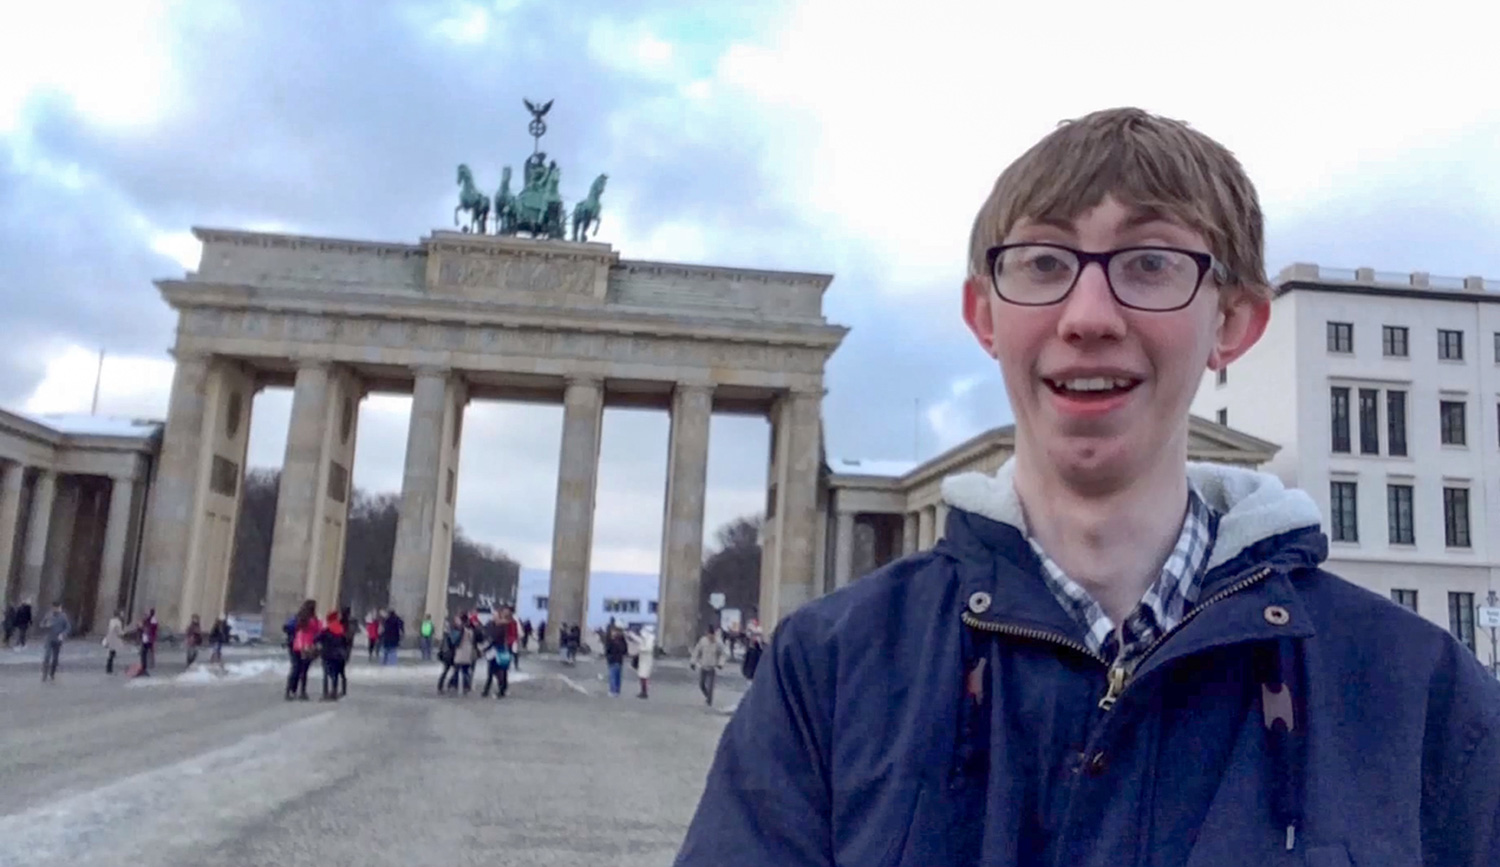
[128,658,283,687]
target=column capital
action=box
[411,364,451,379]
[564,375,604,391]
[292,357,333,373]
[674,382,715,397]
[168,347,211,366]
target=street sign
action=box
[709,593,726,611]
[1478,607,1500,628]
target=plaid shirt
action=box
[1028,486,1216,672]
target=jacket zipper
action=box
[961,565,1275,711]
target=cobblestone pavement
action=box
[0,644,747,867]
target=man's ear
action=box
[1208,288,1271,370]
[962,276,999,359]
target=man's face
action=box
[962,196,1268,492]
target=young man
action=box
[674,108,1500,865]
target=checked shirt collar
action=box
[1027,483,1217,671]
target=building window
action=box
[648,600,658,614]
[1438,329,1464,360]
[1382,325,1409,358]
[1329,480,1358,542]
[603,598,641,614]
[1443,486,1471,547]
[1494,331,1499,363]
[1391,589,1418,612]
[1330,387,1351,453]
[1216,367,1227,386]
[1440,400,1467,446]
[1387,484,1414,544]
[1386,390,1408,456]
[1216,408,1228,426]
[1327,322,1353,353]
[534,596,548,611]
[1358,389,1379,454]
[1449,592,1476,653]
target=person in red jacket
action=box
[318,610,348,700]
[285,600,321,701]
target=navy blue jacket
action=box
[676,462,1500,865]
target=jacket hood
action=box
[940,458,1323,572]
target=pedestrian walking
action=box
[11,599,33,647]
[689,626,725,706]
[625,625,655,699]
[208,615,229,664]
[285,600,320,701]
[135,608,158,675]
[103,610,127,673]
[603,624,629,697]
[184,614,203,667]
[381,609,404,665]
[39,601,70,682]
[444,614,479,694]
[366,611,382,662]
[481,607,518,699]
[317,609,348,700]
[419,613,435,661]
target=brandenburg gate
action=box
[134,224,845,652]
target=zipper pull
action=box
[1098,664,1128,711]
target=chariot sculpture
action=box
[452,98,608,243]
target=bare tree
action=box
[699,513,763,630]
[224,471,519,621]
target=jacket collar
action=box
[938,459,1329,655]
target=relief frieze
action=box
[434,252,596,298]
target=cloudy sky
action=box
[4,0,1499,574]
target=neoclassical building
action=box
[816,415,1281,592]
[130,227,846,654]
[0,411,160,634]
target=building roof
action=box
[827,457,920,479]
[827,414,1280,487]
[12,412,163,440]
[1273,263,1497,303]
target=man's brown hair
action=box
[968,107,1269,299]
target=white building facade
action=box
[1192,263,1500,666]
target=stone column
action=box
[917,506,935,550]
[758,390,822,630]
[265,362,331,625]
[137,352,212,625]
[18,470,57,605]
[0,463,25,605]
[546,377,604,649]
[935,503,950,542]
[390,368,464,627]
[657,383,713,655]
[92,476,136,628]
[901,512,918,555]
[833,509,856,588]
[175,359,255,630]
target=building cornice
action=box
[155,280,850,350]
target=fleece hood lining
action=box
[939,459,1323,572]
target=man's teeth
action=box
[1053,377,1135,392]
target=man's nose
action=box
[1056,263,1127,341]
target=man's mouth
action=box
[1043,377,1141,398]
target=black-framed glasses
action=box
[986,243,1226,312]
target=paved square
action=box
[0,645,742,866]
